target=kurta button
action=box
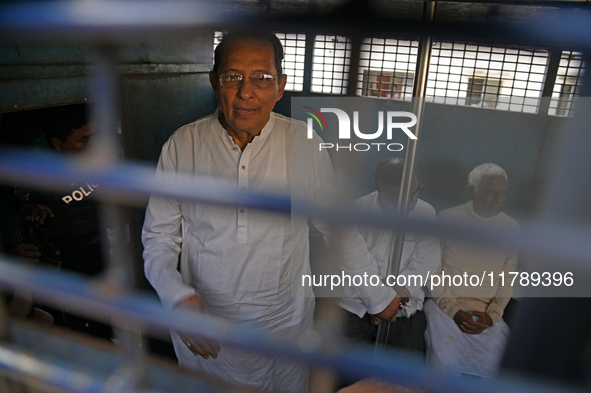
[233,147,238,151]
[241,165,246,170]
[240,208,245,213]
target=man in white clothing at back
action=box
[341,157,440,355]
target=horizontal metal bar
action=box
[431,0,590,4]
[6,320,266,393]
[268,15,591,51]
[2,1,591,51]
[0,345,104,393]
[0,258,581,393]
[0,1,226,38]
[0,149,590,281]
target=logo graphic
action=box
[303,106,328,132]
[304,107,417,140]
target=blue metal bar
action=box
[0,1,225,38]
[377,0,436,353]
[1,1,591,50]
[0,345,105,393]
[0,149,590,281]
[5,320,252,393]
[0,257,582,393]
[89,43,149,392]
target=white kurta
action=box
[341,192,440,318]
[142,111,395,393]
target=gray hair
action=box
[468,163,508,191]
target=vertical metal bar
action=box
[88,45,121,169]
[90,45,132,287]
[346,35,362,97]
[303,32,316,93]
[310,226,350,393]
[539,48,562,115]
[375,1,436,352]
[90,45,146,390]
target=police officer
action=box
[36,105,111,339]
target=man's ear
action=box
[49,137,63,151]
[276,74,287,102]
[209,71,220,100]
[466,185,475,200]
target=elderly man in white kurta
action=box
[142,29,401,393]
[424,163,520,378]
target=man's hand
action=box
[176,295,220,359]
[371,296,401,325]
[453,310,492,335]
[7,243,41,263]
[468,311,493,329]
[395,285,412,307]
[7,243,61,268]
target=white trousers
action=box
[424,299,510,378]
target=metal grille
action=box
[357,38,419,100]
[311,35,352,94]
[213,30,223,60]
[213,31,306,92]
[275,33,306,92]
[548,51,586,116]
[427,42,549,113]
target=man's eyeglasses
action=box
[218,73,277,89]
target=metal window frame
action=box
[311,34,352,94]
[549,50,586,116]
[358,37,419,100]
[305,33,584,116]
